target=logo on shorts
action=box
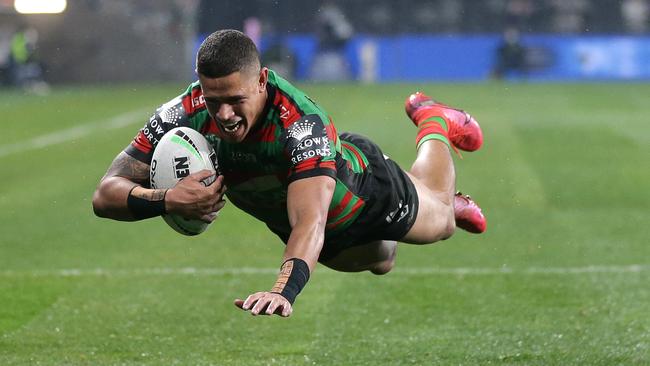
[385,200,410,224]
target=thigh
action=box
[400,171,455,244]
[320,240,397,273]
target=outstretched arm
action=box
[92,151,226,222]
[234,175,335,317]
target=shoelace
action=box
[446,111,471,159]
[455,192,483,214]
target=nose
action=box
[216,103,235,122]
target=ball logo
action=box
[209,150,220,174]
[150,159,158,188]
[174,156,190,178]
[150,126,217,236]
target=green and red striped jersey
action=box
[126,70,370,237]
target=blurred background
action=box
[2,0,650,88]
[2,2,649,364]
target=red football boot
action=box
[454,192,486,234]
[405,92,483,152]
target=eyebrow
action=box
[204,95,246,103]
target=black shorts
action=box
[268,133,419,262]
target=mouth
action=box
[220,120,242,133]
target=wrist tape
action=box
[127,186,167,219]
[271,258,310,305]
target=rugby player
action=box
[92,29,486,317]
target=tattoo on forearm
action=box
[106,152,150,184]
[130,186,166,202]
[271,260,293,293]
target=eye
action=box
[205,100,220,109]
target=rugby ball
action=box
[150,127,219,236]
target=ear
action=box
[258,67,268,93]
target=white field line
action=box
[0,108,149,158]
[0,265,648,278]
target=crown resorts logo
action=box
[161,105,182,125]
[288,120,315,141]
[159,97,184,126]
[287,118,330,165]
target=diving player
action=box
[93,29,486,317]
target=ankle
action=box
[412,108,448,130]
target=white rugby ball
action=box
[150,127,219,236]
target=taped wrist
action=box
[127,186,167,219]
[271,258,310,305]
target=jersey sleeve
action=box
[282,113,337,183]
[124,96,191,164]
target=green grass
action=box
[1,82,649,365]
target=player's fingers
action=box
[265,298,280,315]
[197,188,223,212]
[200,211,218,223]
[216,179,227,195]
[281,302,293,317]
[213,200,226,212]
[190,169,215,182]
[268,301,289,316]
[251,297,272,316]
[207,175,225,193]
[242,293,264,310]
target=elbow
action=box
[92,180,117,219]
[91,175,137,221]
[92,189,109,218]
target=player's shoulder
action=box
[156,81,203,117]
[151,81,211,128]
[267,70,330,129]
[178,81,208,116]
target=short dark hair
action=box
[196,29,260,78]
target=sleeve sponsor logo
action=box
[140,114,166,147]
[160,105,182,125]
[279,105,290,120]
[192,95,205,108]
[140,98,188,149]
[158,97,186,126]
[287,120,314,141]
[284,115,331,165]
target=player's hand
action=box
[234,292,293,317]
[165,170,226,222]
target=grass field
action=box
[1,82,649,365]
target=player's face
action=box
[199,67,268,143]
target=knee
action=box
[369,246,396,275]
[439,215,456,241]
[370,258,395,275]
[439,208,456,240]
[428,208,455,242]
